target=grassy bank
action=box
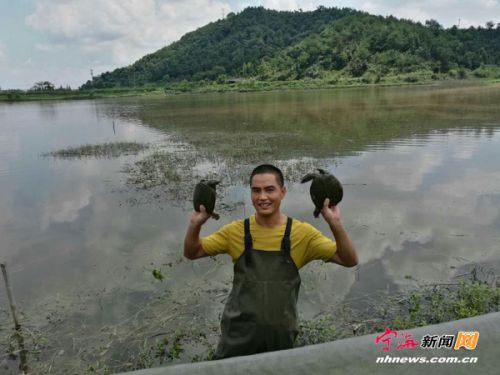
[0,87,164,102]
[2,66,500,103]
[297,277,499,346]
[165,66,500,94]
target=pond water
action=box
[1,83,499,372]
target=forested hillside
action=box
[81,6,500,89]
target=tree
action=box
[348,56,368,77]
[425,19,443,30]
[77,7,500,87]
[30,81,55,91]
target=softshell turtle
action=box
[193,179,220,220]
[301,168,343,218]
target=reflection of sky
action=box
[335,129,500,303]
[1,93,500,332]
[0,100,166,306]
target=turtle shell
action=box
[193,180,219,219]
[301,170,343,217]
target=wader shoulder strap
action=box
[244,218,253,266]
[281,217,293,262]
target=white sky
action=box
[0,0,498,89]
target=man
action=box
[184,164,358,359]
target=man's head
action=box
[250,164,286,217]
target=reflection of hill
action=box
[110,84,500,161]
[103,84,500,207]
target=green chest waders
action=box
[214,217,301,359]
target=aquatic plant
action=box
[122,138,325,214]
[295,278,500,347]
[152,269,165,282]
[381,279,499,331]
[1,273,497,374]
[296,314,341,346]
[44,142,149,159]
[125,152,181,190]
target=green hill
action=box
[81,6,500,89]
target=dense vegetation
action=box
[81,6,500,89]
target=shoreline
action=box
[2,76,499,103]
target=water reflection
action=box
[106,84,500,310]
[337,129,500,297]
[0,84,499,372]
[113,83,500,159]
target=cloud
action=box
[349,0,500,27]
[261,0,314,11]
[22,57,35,67]
[480,0,498,9]
[26,0,232,67]
[35,42,66,52]
[0,43,6,66]
[358,0,451,24]
[354,143,444,192]
[40,186,92,231]
[14,0,500,89]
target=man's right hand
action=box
[190,204,210,226]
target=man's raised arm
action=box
[184,205,210,260]
[321,198,359,267]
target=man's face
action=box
[251,173,286,217]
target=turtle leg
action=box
[313,207,321,218]
[211,212,220,220]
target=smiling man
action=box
[184,164,358,359]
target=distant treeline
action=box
[81,6,500,89]
[0,87,160,102]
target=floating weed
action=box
[44,142,149,159]
[174,130,301,165]
[296,314,341,346]
[124,152,181,189]
[121,139,326,214]
[152,269,165,282]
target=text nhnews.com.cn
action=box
[376,355,478,364]
[374,329,480,365]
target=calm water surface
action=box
[1,83,499,372]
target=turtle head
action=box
[301,173,317,183]
[205,180,220,189]
[317,168,327,175]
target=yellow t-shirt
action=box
[201,215,337,269]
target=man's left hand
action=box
[320,198,341,225]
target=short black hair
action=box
[250,164,284,187]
